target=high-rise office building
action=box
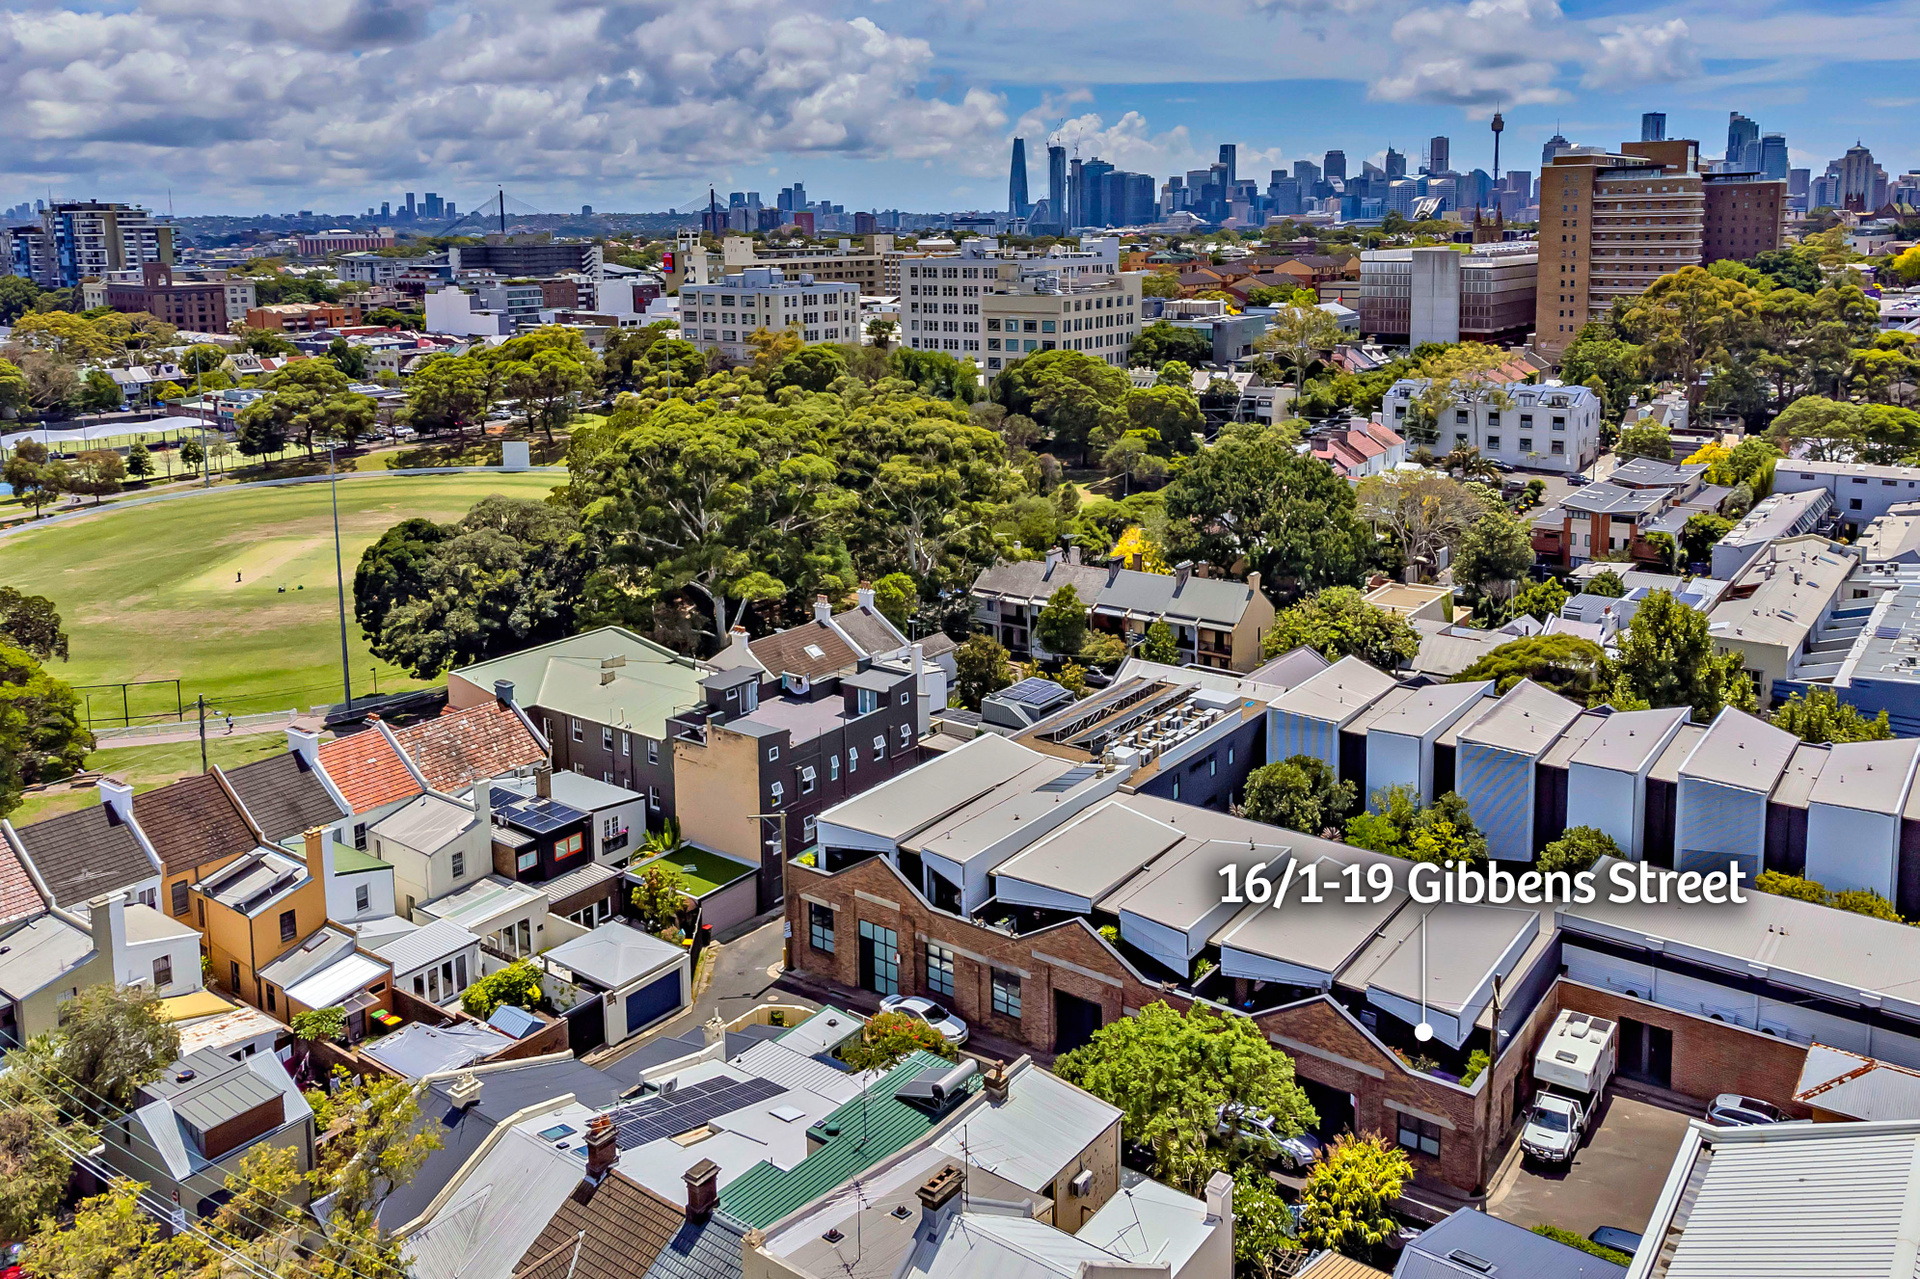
[1385,147,1406,179]
[1835,142,1887,210]
[1726,112,1760,171]
[1540,134,1570,167]
[1759,134,1789,182]
[1008,137,1031,217]
[1267,173,1301,216]
[1218,144,1237,191]
[1068,158,1086,227]
[1323,150,1347,183]
[1125,172,1156,225]
[1047,145,1067,223]
[1080,158,1115,225]
[1641,113,1667,143]
[1427,136,1451,174]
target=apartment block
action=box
[678,267,861,361]
[101,262,256,329]
[7,200,175,289]
[901,236,1129,367]
[1358,242,1538,345]
[983,271,1143,371]
[719,234,891,291]
[1382,378,1602,474]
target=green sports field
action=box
[0,472,563,722]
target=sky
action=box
[0,0,1916,217]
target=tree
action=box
[1123,384,1204,454]
[1028,352,1130,463]
[0,1097,86,1239]
[1454,635,1613,698]
[492,331,602,443]
[1611,590,1756,721]
[1453,509,1535,603]
[56,984,179,1115]
[1141,618,1180,664]
[1681,512,1735,563]
[953,634,1013,708]
[461,958,543,1018]
[840,1010,959,1071]
[1770,396,1920,465]
[631,863,687,932]
[1585,569,1627,598]
[404,354,491,435]
[23,1183,160,1279]
[1770,686,1893,743]
[77,368,122,417]
[0,357,27,412]
[1036,585,1089,659]
[290,1005,346,1076]
[865,317,898,350]
[327,336,369,379]
[124,441,154,482]
[1620,266,1760,416]
[0,642,92,816]
[358,497,588,678]
[1344,787,1487,867]
[0,586,68,660]
[1297,1134,1414,1258]
[1615,421,1673,463]
[1559,324,1647,420]
[306,1070,439,1223]
[769,345,849,394]
[2,440,61,518]
[1128,320,1214,370]
[65,449,125,503]
[180,342,228,376]
[1056,1001,1316,1194]
[1398,343,1518,448]
[1254,304,1342,387]
[237,359,376,456]
[1537,826,1620,874]
[1264,587,1419,668]
[1242,755,1357,835]
[871,572,918,631]
[0,275,40,326]
[1508,576,1567,624]
[1140,270,1181,299]
[1354,471,1489,576]
[1232,1163,1304,1279]
[1163,422,1372,597]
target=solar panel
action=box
[1000,677,1067,706]
[606,1075,787,1148]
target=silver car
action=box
[877,995,969,1047]
[1707,1093,1785,1126]
[1215,1104,1325,1170]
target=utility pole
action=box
[328,443,352,710]
[197,695,207,774]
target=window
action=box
[799,765,817,795]
[848,747,859,774]
[279,909,297,943]
[925,942,955,997]
[899,724,913,750]
[153,955,172,988]
[518,850,539,871]
[353,822,368,851]
[768,746,780,762]
[451,850,466,878]
[899,689,911,706]
[648,785,660,811]
[555,832,584,859]
[1518,437,1533,452]
[355,884,370,912]
[571,718,583,742]
[1397,1114,1443,1158]
[802,814,817,844]
[991,968,1022,1018]
[1486,436,1502,450]
[621,732,630,756]
[229,960,241,990]
[647,738,659,765]
[266,986,276,1011]
[873,734,886,758]
[829,754,841,781]
[171,880,189,916]
[809,902,835,953]
[602,726,614,751]
[770,781,785,808]
[856,688,878,715]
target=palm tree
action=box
[1443,445,1501,485]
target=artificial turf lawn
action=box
[0,471,562,720]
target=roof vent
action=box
[1446,1251,1495,1274]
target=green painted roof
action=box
[633,847,756,897]
[331,844,392,874]
[450,627,706,739]
[717,1051,975,1228]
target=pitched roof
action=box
[219,751,345,842]
[748,619,860,681]
[9,803,156,906]
[513,1172,684,1279]
[317,729,423,815]
[391,702,546,794]
[832,605,906,656]
[131,773,259,875]
[0,825,47,923]
[450,628,707,738]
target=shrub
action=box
[1531,1225,1631,1266]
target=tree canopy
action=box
[0,641,91,818]
[1769,686,1893,743]
[1263,587,1419,668]
[1241,755,1357,836]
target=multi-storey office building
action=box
[982,272,1143,372]
[8,201,174,289]
[1359,243,1538,346]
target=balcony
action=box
[601,829,631,854]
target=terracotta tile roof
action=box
[9,804,155,906]
[0,830,46,923]
[512,1171,681,1279]
[390,702,546,793]
[220,751,346,843]
[748,620,860,681]
[131,774,260,875]
[317,730,423,814]
[1364,420,1404,449]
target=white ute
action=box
[1520,1010,1617,1164]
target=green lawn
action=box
[0,471,562,720]
[11,734,290,825]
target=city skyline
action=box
[0,0,1914,216]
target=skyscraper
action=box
[1008,137,1031,217]
[1385,147,1406,179]
[1641,112,1667,143]
[1427,136,1451,174]
[1081,158,1115,225]
[1047,145,1067,224]
[1323,150,1347,183]
[1218,144,1237,191]
[1726,112,1760,171]
[1836,142,1886,210]
[1759,134,1789,182]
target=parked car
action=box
[1214,1104,1325,1171]
[1588,1227,1644,1258]
[1706,1093,1786,1126]
[877,995,968,1047]
[1567,473,1592,485]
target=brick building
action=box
[103,263,256,330]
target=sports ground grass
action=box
[11,734,289,825]
[0,471,563,723]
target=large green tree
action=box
[1610,589,1756,720]
[1619,266,1760,416]
[1241,755,1357,835]
[1036,585,1089,659]
[1128,321,1215,370]
[1770,686,1893,743]
[404,354,492,435]
[952,634,1013,708]
[1454,634,1613,698]
[0,641,91,816]
[0,586,68,660]
[1263,587,1419,668]
[1298,1134,1414,1258]
[1452,509,1535,603]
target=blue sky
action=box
[0,0,1913,216]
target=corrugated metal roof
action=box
[717,1051,974,1228]
[1794,1044,1920,1121]
[1457,679,1583,757]
[372,917,480,977]
[1397,1208,1625,1279]
[931,1064,1118,1194]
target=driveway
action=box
[1486,1087,1695,1241]
[594,915,817,1065]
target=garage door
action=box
[625,972,681,1036]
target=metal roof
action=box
[451,627,707,737]
[371,793,478,854]
[544,920,684,990]
[1807,737,1920,816]
[1456,679,1583,756]
[1567,706,1689,774]
[1268,656,1400,726]
[1395,1207,1625,1279]
[930,1062,1118,1194]
[820,733,1068,845]
[1678,708,1799,792]
[362,1022,513,1078]
[372,917,480,977]
[991,800,1186,910]
[1794,1044,1920,1121]
[1364,680,1492,739]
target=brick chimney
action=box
[535,762,552,800]
[303,826,330,896]
[494,679,516,710]
[983,1063,1010,1105]
[916,1165,964,1217]
[584,1114,617,1180]
[684,1159,720,1222]
[813,594,832,623]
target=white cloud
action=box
[0,0,1007,202]
[1586,18,1700,89]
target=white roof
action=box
[933,1065,1119,1194]
[371,917,480,978]
[283,951,388,1010]
[175,1004,288,1057]
[543,920,683,989]
[404,1125,585,1279]
[1267,656,1398,726]
[1077,1176,1219,1275]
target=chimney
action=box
[448,1073,483,1110]
[97,776,135,825]
[916,1166,964,1219]
[1067,545,1082,566]
[813,594,832,623]
[983,1063,1010,1104]
[1174,561,1193,591]
[1246,570,1263,599]
[303,826,330,894]
[494,679,515,709]
[286,726,321,766]
[684,1159,720,1223]
[1045,548,1063,573]
[584,1115,618,1181]
[88,893,127,972]
[857,581,876,611]
[535,763,552,800]
[1203,1170,1234,1225]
